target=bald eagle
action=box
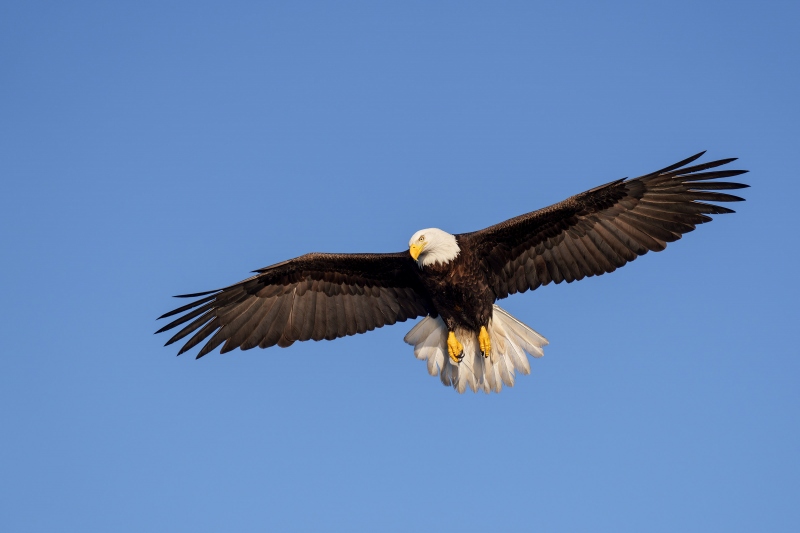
[157,152,747,393]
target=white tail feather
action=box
[403,305,549,393]
[404,315,447,376]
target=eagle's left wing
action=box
[461,152,748,300]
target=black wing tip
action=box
[662,152,747,177]
[174,289,220,298]
[195,346,213,359]
[699,157,742,170]
[718,169,749,177]
[696,203,737,214]
[665,155,750,185]
[682,150,707,165]
[155,324,174,334]
[683,150,707,161]
[157,292,219,320]
[651,151,707,175]
[162,331,182,346]
[157,307,188,321]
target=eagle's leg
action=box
[447,331,464,364]
[479,326,492,357]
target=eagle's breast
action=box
[417,242,494,331]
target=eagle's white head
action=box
[408,228,461,268]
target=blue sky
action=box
[2,1,798,531]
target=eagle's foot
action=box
[447,331,464,364]
[479,326,491,357]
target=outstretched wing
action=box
[463,152,749,299]
[156,252,431,358]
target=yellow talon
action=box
[479,326,491,357]
[447,331,464,364]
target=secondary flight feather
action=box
[157,152,748,393]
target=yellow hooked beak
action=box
[409,242,426,260]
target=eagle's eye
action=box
[419,236,425,241]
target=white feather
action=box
[409,228,461,268]
[404,305,549,393]
[404,316,447,376]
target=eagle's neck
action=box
[418,232,460,269]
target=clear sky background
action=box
[2,1,798,531]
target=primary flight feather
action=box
[157,152,748,393]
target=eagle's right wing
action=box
[156,252,431,358]
[462,152,748,299]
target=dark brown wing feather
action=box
[156,252,432,358]
[461,152,749,299]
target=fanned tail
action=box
[403,305,548,393]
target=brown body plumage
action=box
[419,247,495,333]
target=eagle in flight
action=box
[157,152,748,393]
